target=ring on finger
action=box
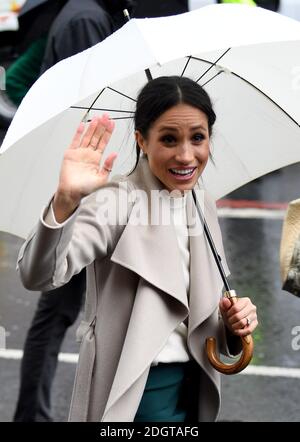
[103,166,112,173]
[245,316,252,327]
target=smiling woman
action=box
[136,103,210,191]
[133,76,215,191]
[16,75,258,422]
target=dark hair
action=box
[133,76,216,171]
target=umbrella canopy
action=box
[1,3,300,238]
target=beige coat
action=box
[17,157,237,422]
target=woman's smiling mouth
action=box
[168,167,197,180]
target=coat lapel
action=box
[102,279,188,421]
[103,158,190,420]
[110,222,189,309]
[102,158,230,421]
[110,156,189,309]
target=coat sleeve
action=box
[17,181,134,292]
[40,11,113,73]
[53,15,113,61]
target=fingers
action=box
[79,114,114,150]
[96,116,115,153]
[219,297,231,312]
[80,117,99,148]
[220,297,258,336]
[234,317,258,337]
[69,122,85,149]
[99,152,117,176]
[89,114,112,151]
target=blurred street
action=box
[1,128,300,422]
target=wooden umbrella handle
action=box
[205,291,254,375]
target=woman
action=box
[17,76,258,422]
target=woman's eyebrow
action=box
[190,125,208,132]
[158,124,207,132]
[158,126,179,132]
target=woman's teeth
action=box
[169,168,195,176]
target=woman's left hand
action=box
[219,297,258,337]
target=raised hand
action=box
[53,114,117,222]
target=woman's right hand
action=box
[53,114,117,222]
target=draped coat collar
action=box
[99,157,230,421]
[68,156,230,422]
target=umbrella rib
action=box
[74,88,106,122]
[181,56,192,77]
[71,106,134,114]
[231,72,300,128]
[194,48,231,83]
[192,56,300,130]
[107,87,137,102]
[201,71,224,87]
[145,68,153,81]
[87,116,133,121]
[88,88,105,110]
[111,116,134,120]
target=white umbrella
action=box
[1,3,300,239]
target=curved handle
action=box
[205,291,254,375]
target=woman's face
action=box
[135,103,210,192]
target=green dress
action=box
[134,361,198,422]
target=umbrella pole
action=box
[123,9,153,81]
[192,189,231,291]
[192,189,253,374]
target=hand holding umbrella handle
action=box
[205,290,254,375]
[191,192,254,375]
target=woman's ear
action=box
[135,130,147,154]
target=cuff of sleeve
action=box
[42,198,80,229]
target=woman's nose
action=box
[174,143,194,163]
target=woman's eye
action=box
[193,133,205,142]
[161,135,176,144]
